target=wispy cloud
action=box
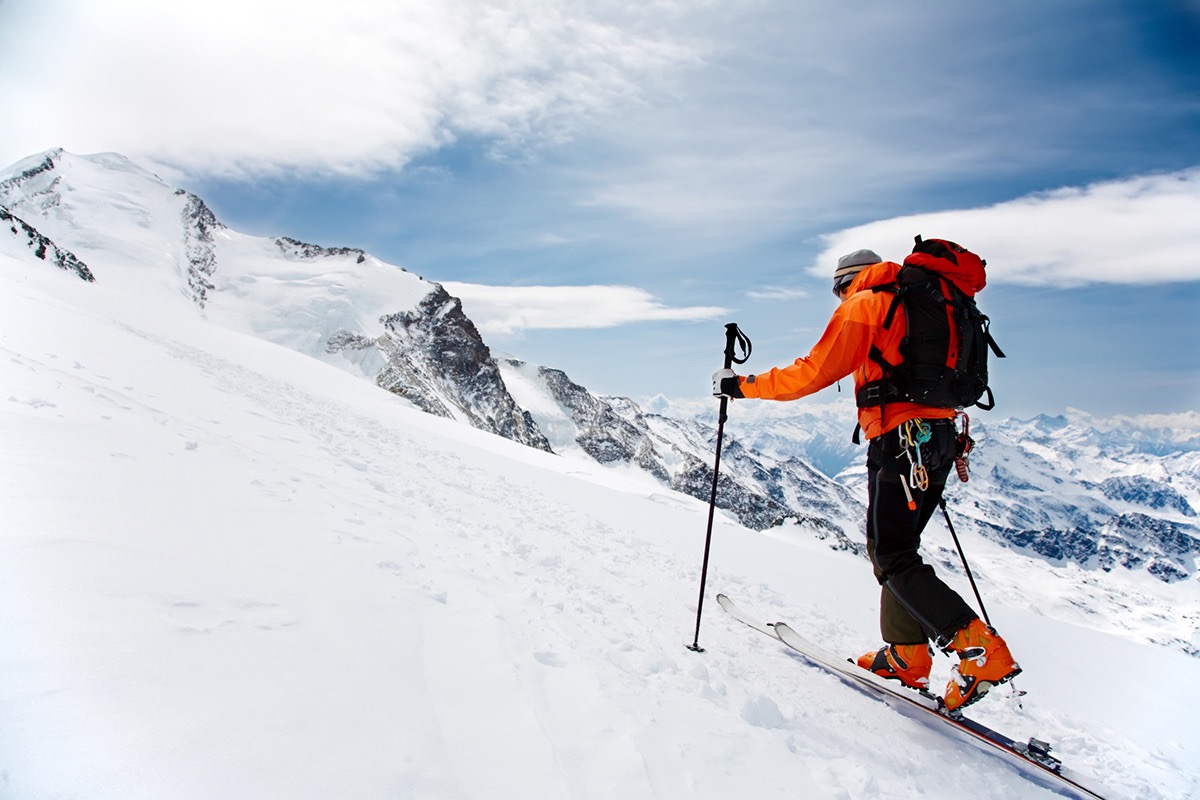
[745,286,809,302]
[811,169,1200,286]
[0,0,696,179]
[442,282,727,334]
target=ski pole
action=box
[688,322,751,653]
[938,497,992,628]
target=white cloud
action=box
[0,0,695,179]
[442,282,727,334]
[745,286,809,302]
[811,169,1200,286]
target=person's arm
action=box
[739,296,877,401]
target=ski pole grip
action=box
[723,323,752,369]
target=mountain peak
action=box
[0,147,62,181]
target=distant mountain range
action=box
[4,148,1197,654]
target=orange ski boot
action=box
[856,643,933,690]
[942,618,1022,712]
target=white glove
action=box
[712,368,740,398]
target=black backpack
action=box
[856,237,1005,413]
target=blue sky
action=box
[2,0,1198,419]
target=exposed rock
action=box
[376,286,551,453]
[276,236,367,264]
[176,190,223,307]
[1,205,94,282]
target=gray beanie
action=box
[832,249,881,296]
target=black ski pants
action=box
[866,418,976,647]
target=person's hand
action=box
[712,368,743,399]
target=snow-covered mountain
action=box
[496,360,863,544]
[0,149,548,453]
[4,148,1197,661]
[952,413,1199,581]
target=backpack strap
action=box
[977,318,1004,410]
[872,284,902,330]
[855,280,904,408]
[983,322,1005,359]
[852,343,900,443]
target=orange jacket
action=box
[738,260,964,440]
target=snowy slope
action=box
[3,208,1198,799]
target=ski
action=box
[716,594,1113,800]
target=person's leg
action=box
[866,422,975,645]
[864,419,1021,709]
[857,535,932,688]
[866,537,925,645]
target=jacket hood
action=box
[846,260,901,294]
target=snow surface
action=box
[4,223,1199,800]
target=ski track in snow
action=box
[1,267,1197,799]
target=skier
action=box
[712,248,1020,711]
